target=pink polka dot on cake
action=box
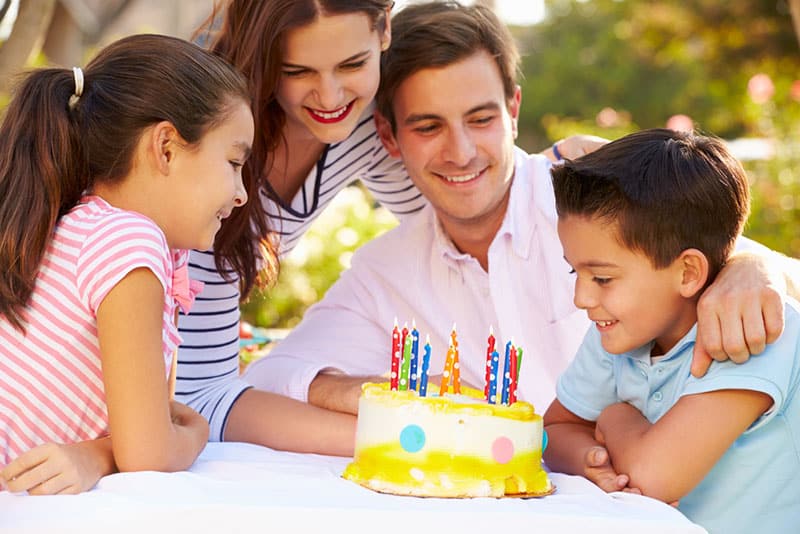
[491,436,514,464]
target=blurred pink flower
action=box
[666,114,694,132]
[790,80,800,102]
[747,73,774,104]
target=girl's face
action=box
[167,100,254,251]
[276,11,390,144]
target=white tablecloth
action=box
[1,442,706,533]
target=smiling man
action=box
[244,1,798,455]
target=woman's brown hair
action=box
[197,0,392,298]
[0,33,249,331]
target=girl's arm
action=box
[597,389,772,503]
[0,438,116,495]
[97,268,208,472]
[543,399,633,493]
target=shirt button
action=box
[657,368,664,374]
[640,370,647,378]
[653,391,663,402]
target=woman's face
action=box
[276,11,390,144]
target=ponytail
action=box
[0,68,87,330]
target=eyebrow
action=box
[282,50,371,70]
[234,142,252,159]
[402,102,502,126]
[563,256,618,269]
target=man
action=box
[245,0,796,434]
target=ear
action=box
[676,248,709,298]
[508,85,522,140]
[380,8,392,52]
[149,121,181,175]
[374,110,401,158]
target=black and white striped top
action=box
[174,112,425,440]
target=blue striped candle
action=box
[488,350,500,404]
[419,337,431,397]
[501,340,512,405]
[409,323,420,391]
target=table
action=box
[1,442,707,533]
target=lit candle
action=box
[484,325,495,400]
[419,336,431,397]
[409,320,420,391]
[450,324,461,394]
[390,318,401,390]
[399,328,413,391]
[488,349,500,404]
[439,344,455,396]
[508,344,518,404]
[501,339,512,405]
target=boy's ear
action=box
[677,248,709,298]
[374,110,401,158]
[150,121,180,175]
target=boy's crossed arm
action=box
[543,400,637,494]
[547,390,771,504]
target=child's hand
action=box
[582,445,640,494]
[0,439,114,495]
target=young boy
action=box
[543,128,799,533]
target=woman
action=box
[179,0,599,451]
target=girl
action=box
[0,33,252,494]
[179,0,602,449]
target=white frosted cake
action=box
[342,383,552,498]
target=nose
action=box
[443,125,477,167]
[233,173,248,207]
[572,277,596,311]
[315,73,344,110]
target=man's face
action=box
[377,51,520,235]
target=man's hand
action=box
[308,372,384,415]
[0,438,116,495]
[692,252,785,377]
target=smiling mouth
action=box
[595,320,617,328]
[306,101,355,123]
[436,169,484,184]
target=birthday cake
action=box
[342,382,552,498]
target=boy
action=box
[544,128,799,533]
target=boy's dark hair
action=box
[551,128,750,279]
[376,0,520,131]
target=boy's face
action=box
[376,50,520,236]
[557,214,697,356]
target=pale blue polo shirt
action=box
[557,300,800,533]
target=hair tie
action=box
[68,67,84,109]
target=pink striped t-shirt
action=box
[0,196,186,467]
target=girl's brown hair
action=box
[0,33,249,330]
[197,0,392,298]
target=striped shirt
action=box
[176,109,426,440]
[0,196,182,466]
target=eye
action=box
[340,59,367,71]
[593,276,612,286]
[470,114,495,126]
[413,123,439,135]
[282,69,309,78]
[229,160,244,171]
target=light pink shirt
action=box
[244,149,590,411]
